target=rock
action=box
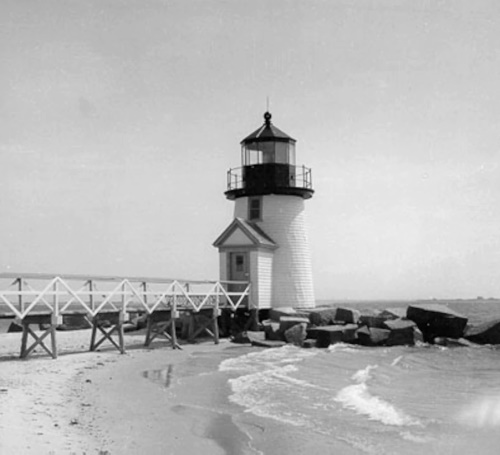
[315,326,344,348]
[434,337,477,348]
[131,313,148,330]
[335,307,360,324]
[406,304,468,342]
[384,319,416,330]
[341,323,358,342]
[292,311,312,320]
[306,327,322,340]
[309,308,338,326]
[314,324,358,347]
[279,316,309,333]
[123,322,139,333]
[379,307,407,320]
[302,339,317,349]
[383,319,416,346]
[413,326,424,344]
[231,331,251,344]
[251,339,287,348]
[464,319,500,345]
[359,310,388,329]
[246,331,266,344]
[284,323,307,347]
[356,326,391,346]
[269,307,297,321]
[262,320,284,341]
[232,330,265,344]
[57,314,92,331]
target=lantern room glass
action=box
[242,141,296,166]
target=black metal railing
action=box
[226,164,313,192]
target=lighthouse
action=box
[213,112,315,310]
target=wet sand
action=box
[0,328,256,454]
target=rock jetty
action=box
[233,303,500,349]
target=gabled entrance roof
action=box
[213,217,277,250]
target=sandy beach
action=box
[0,327,259,455]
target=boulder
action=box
[434,337,477,348]
[251,339,287,348]
[413,326,424,344]
[269,307,297,321]
[406,304,468,342]
[315,326,344,348]
[262,320,284,341]
[302,339,317,349]
[279,316,309,333]
[57,314,92,331]
[356,326,391,346]
[131,313,148,330]
[335,307,360,324]
[341,323,359,342]
[232,330,265,344]
[309,308,338,326]
[359,310,388,329]
[464,319,500,345]
[284,323,307,347]
[379,307,408,320]
[231,331,251,344]
[247,331,266,344]
[306,327,322,340]
[314,324,358,348]
[383,319,416,346]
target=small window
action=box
[235,255,244,272]
[248,197,262,221]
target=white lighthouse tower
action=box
[214,112,315,310]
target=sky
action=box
[1,0,500,300]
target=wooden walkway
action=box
[0,273,251,359]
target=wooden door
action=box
[228,252,249,296]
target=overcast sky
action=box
[1,0,500,300]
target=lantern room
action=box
[225,112,314,201]
[242,112,296,166]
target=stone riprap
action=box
[233,303,500,348]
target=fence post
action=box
[17,278,24,314]
[213,287,220,345]
[121,281,126,318]
[142,281,147,311]
[88,280,94,314]
[53,279,59,318]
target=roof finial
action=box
[264,110,272,125]
[264,96,272,125]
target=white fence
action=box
[0,273,251,320]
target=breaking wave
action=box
[335,365,421,427]
[220,345,320,427]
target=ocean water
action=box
[218,300,500,454]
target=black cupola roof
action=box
[241,112,296,144]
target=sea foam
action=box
[335,365,420,427]
[220,346,319,427]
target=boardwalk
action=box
[0,273,251,358]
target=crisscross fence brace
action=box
[0,274,251,319]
